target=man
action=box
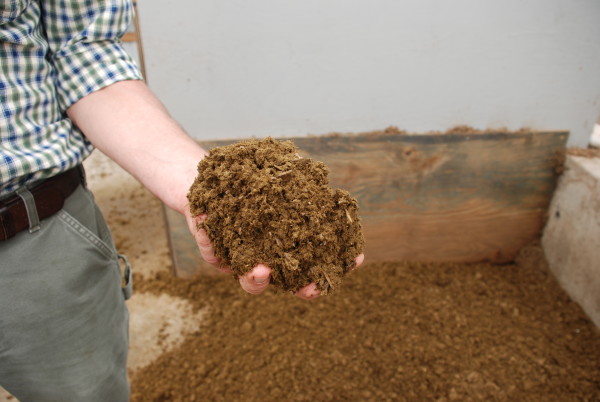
[0,0,363,401]
[0,0,363,400]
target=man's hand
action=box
[184,208,364,299]
[67,80,363,300]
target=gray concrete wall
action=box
[136,0,600,146]
[543,155,600,328]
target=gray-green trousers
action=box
[0,184,132,401]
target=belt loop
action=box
[16,188,41,233]
[77,165,88,188]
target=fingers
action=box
[294,282,321,300]
[196,226,232,273]
[186,208,365,297]
[185,211,231,273]
[354,253,365,270]
[239,264,271,295]
[295,253,364,300]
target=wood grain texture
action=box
[166,131,568,278]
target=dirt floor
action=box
[129,248,600,402]
[1,150,599,401]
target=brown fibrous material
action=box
[187,137,365,294]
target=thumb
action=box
[239,264,271,295]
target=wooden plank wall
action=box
[165,130,568,278]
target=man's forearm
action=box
[67,80,207,214]
[67,79,363,297]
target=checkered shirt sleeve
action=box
[42,0,142,110]
[0,0,142,197]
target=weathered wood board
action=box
[165,130,568,278]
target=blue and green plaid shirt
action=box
[0,0,142,197]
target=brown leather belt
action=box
[0,167,84,241]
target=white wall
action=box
[137,0,600,146]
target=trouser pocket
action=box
[0,185,131,401]
[60,185,133,300]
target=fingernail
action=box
[254,277,267,284]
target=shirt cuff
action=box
[52,40,143,111]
